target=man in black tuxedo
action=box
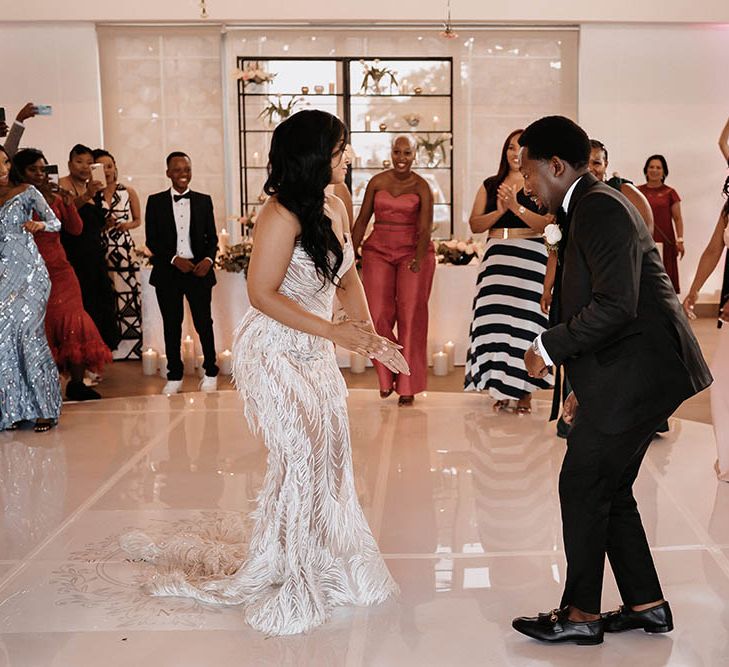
[146,151,219,394]
[512,116,712,645]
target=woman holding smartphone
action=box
[59,144,120,353]
[13,149,112,401]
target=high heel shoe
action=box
[398,395,414,406]
[380,389,394,399]
[34,419,55,433]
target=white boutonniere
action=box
[543,223,562,253]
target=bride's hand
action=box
[329,319,392,358]
[371,345,410,375]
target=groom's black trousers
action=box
[558,408,672,614]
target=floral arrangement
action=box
[235,62,276,87]
[359,59,398,94]
[217,240,254,276]
[542,223,562,253]
[435,239,483,265]
[259,95,301,126]
[417,133,451,168]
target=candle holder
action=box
[413,86,423,95]
[378,122,388,131]
[314,85,325,94]
[301,86,309,94]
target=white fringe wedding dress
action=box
[122,235,397,635]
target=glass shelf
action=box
[238,55,454,237]
[242,92,344,97]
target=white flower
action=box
[456,241,468,252]
[543,223,562,245]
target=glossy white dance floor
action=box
[1,390,727,666]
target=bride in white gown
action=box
[122,110,409,635]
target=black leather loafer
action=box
[602,601,673,633]
[512,607,604,645]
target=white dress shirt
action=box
[171,188,194,262]
[534,175,584,366]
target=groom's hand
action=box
[562,392,579,424]
[524,346,549,379]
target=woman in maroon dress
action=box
[637,154,685,293]
[13,149,112,400]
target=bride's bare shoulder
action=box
[257,196,300,234]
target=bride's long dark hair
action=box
[264,109,347,285]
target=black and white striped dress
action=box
[464,188,553,400]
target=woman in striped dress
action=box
[464,129,553,413]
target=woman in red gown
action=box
[352,135,435,405]
[637,154,685,293]
[13,149,112,400]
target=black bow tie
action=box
[173,192,191,203]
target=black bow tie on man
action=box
[173,192,191,202]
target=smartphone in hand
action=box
[90,162,106,185]
[35,105,53,116]
[0,108,6,122]
[44,164,60,192]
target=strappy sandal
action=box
[34,419,55,433]
[515,397,532,415]
[398,395,414,406]
[493,399,511,413]
[7,422,21,431]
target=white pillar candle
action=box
[158,353,168,377]
[196,354,205,378]
[182,335,195,375]
[433,351,448,376]
[432,115,440,130]
[399,78,409,94]
[252,151,260,166]
[350,352,367,374]
[142,348,158,376]
[218,349,233,375]
[328,82,336,94]
[218,228,230,253]
[443,341,455,371]
[364,115,371,132]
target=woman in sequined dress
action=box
[0,146,62,431]
[93,149,143,360]
[13,148,112,401]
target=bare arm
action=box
[683,214,727,316]
[720,116,729,164]
[671,200,685,259]
[411,177,433,269]
[124,186,142,230]
[351,178,377,251]
[469,184,505,233]
[621,183,654,235]
[541,251,557,314]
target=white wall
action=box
[0,22,102,168]
[5,0,729,24]
[579,24,729,299]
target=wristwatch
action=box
[518,205,526,216]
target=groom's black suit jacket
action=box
[542,173,712,434]
[145,189,218,288]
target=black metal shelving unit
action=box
[237,56,454,236]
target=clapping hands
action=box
[330,320,410,375]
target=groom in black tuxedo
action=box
[513,116,712,645]
[145,151,219,394]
